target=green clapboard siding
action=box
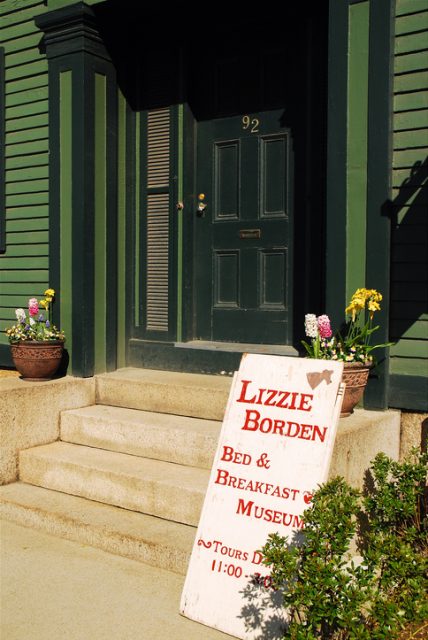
[6,126,49,144]
[395,50,428,74]
[6,74,48,95]
[395,12,428,36]
[395,31,428,55]
[394,109,428,131]
[0,0,50,349]
[390,358,428,377]
[396,0,428,16]
[6,204,48,219]
[390,1,428,397]
[6,153,49,170]
[7,165,48,182]
[390,319,428,340]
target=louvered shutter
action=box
[145,108,171,333]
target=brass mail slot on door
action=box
[239,229,261,239]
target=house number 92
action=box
[242,115,260,133]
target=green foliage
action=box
[262,450,428,640]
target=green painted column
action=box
[36,3,118,377]
[346,2,369,301]
[59,70,73,370]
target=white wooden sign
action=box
[180,354,344,639]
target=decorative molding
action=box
[35,2,111,62]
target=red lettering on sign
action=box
[240,410,327,443]
[236,379,313,411]
[236,498,304,529]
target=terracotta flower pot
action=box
[340,361,371,417]
[10,341,64,381]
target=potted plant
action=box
[6,288,66,381]
[301,288,393,416]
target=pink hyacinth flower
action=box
[28,298,39,316]
[317,314,332,339]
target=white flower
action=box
[304,314,318,338]
[15,308,26,322]
[29,317,36,326]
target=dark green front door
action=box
[195,109,291,344]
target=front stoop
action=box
[0,368,401,573]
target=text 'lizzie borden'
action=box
[237,379,328,443]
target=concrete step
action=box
[19,441,209,526]
[0,482,195,575]
[96,368,232,420]
[60,404,220,469]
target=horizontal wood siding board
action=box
[394,109,428,131]
[6,112,48,132]
[388,374,428,411]
[6,99,48,118]
[5,178,48,195]
[0,20,40,45]
[388,301,427,321]
[6,204,47,218]
[6,153,48,170]
[394,70,428,92]
[394,90,428,111]
[391,264,428,282]
[390,281,428,299]
[390,339,428,358]
[395,11,428,36]
[0,32,43,55]
[6,74,48,95]
[394,50,428,74]
[5,140,49,157]
[6,165,48,182]
[0,0,43,17]
[5,59,46,81]
[6,217,48,232]
[0,270,48,282]
[393,147,428,166]
[6,230,48,244]
[6,193,48,206]
[396,0,428,16]
[390,319,428,339]
[1,282,51,294]
[393,128,428,149]
[393,167,428,186]
[6,128,48,146]
[395,31,428,54]
[0,256,49,269]
[4,244,48,257]
[390,357,428,376]
[6,86,48,107]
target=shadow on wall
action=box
[422,417,428,453]
[383,156,428,342]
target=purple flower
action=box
[45,320,51,328]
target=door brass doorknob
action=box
[197,193,207,216]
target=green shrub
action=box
[261,450,428,640]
